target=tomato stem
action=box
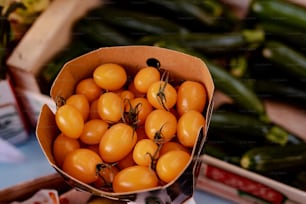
[55,96,66,109]
[156,71,170,111]
[122,98,142,129]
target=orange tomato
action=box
[117,151,136,170]
[156,150,190,183]
[112,165,158,193]
[177,110,205,147]
[66,94,90,121]
[88,99,101,120]
[159,141,190,157]
[79,119,109,145]
[97,92,123,123]
[133,139,159,166]
[95,164,120,189]
[93,63,127,91]
[128,81,146,98]
[145,109,177,142]
[53,133,80,167]
[118,90,135,101]
[75,78,102,102]
[99,123,137,163]
[55,104,84,139]
[176,80,207,116]
[133,66,160,93]
[147,81,177,110]
[62,148,102,184]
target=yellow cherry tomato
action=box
[53,133,80,167]
[75,78,103,102]
[113,165,159,193]
[159,141,190,157]
[156,150,190,183]
[176,80,207,116]
[118,90,135,101]
[117,151,136,170]
[145,109,177,142]
[94,164,120,189]
[147,81,177,110]
[177,110,205,147]
[79,119,109,145]
[99,123,137,163]
[89,99,101,120]
[97,92,123,123]
[133,66,161,93]
[62,148,102,184]
[55,104,84,139]
[93,63,127,91]
[133,139,159,166]
[66,94,90,121]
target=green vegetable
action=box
[139,29,264,55]
[0,1,25,79]
[87,5,189,38]
[209,111,302,146]
[111,0,238,31]
[253,79,306,107]
[251,0,306,32]
[73,18,134,46]
[241,143,306,173]
[262,41,306,81]
[203,143,241,165]
[259,22,306,52]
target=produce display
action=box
[52,62,208,193]
[36,0,306,195]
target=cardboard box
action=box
[36,45,215,203]
[6,0,102,93]
[197,155,306,204]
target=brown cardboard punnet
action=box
[36,45,215,203]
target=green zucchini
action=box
[240,143,306,173]
[111,0,237,31]
[209,111,302,146]
[139,29,264,55]
[88,5,189,38]
[73,18,134,46]
[262,41,306,81]
[253,79,306,107]
[203,143,241,166]
[250,0,306,32]
[150,40,267,120]
[259,22,306,52]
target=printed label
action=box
[205,165,285,204]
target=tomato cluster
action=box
[52,62,208,193]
